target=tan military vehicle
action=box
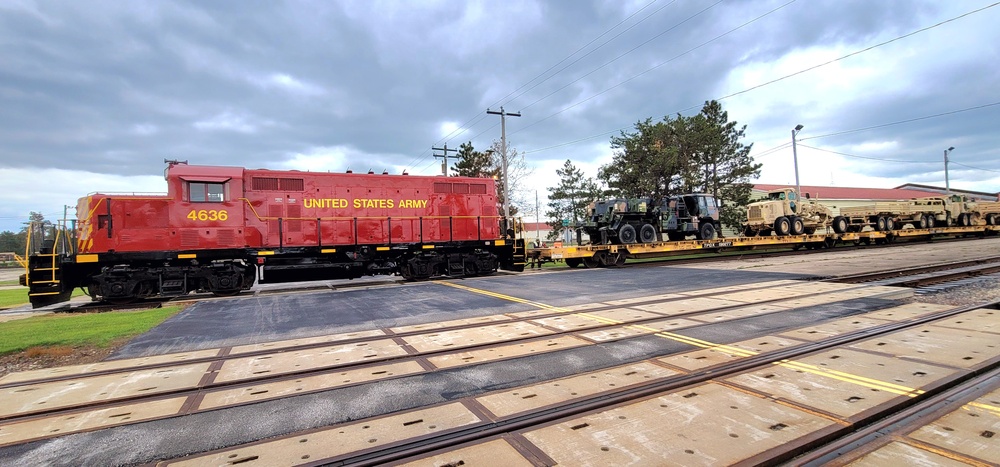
[743,188,833,236]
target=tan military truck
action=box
[834,199,943,232]
[832,194,997,233]
[743,188,833,236]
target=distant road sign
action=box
[561,219,570,226]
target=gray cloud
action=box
[0,0,998,230]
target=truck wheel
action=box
[790,217,805,235]
[918,216,929,229]
[832,216,848,234]
[698,222,716,240]
[639,224,657,243]
[618,224,637,244]
[885,218,895,231]
[925,214,936,228]
[988,214,996,226]
[875,216,887,231]
[774,217,791,236]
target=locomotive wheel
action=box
[774,217,791,236]
[698,222,717,240]
[618,224,637,244]
[565,258,582,268]
[639,224,657,243]
[790,217,805,236]
[582,255,600,268]
[832,216,848,234]
[613,253,626,267]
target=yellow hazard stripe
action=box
[321,248,337,253]
[178,254,197,259]
[441,281,929,399]
[76,254,99,263]
[257,251,275,256]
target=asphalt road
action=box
[111,266,809,359]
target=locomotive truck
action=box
[20,162,525,308]
[578,193,722,244]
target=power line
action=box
[796,143,926,163]
[798,143,1000,174]
[704,1,1000,108]
[514,0,796,137]
[405,0,668,172]
[799,101,1000,141]
[522,2,998,155]
[515,0,731,116]
[951,160,1000,174]
[498,0,671,109]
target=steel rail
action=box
[790,365,1000,466]
[306,299,1000,466]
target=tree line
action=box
[0,212,45,256]
[545,100,761,239]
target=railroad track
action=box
[829,255,1000,287]
[3,267,999,465]
[333,298,1000,467]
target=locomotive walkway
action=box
[1,238,999,465]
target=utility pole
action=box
[432,143,458,176]
[487,107,521,220]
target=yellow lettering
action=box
[304,198,348,209]
[354,199,362,209]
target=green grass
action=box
[0,287,87,308]
[0,305,183,355]
[0,280,20,286]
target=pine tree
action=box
[693,100,760,230]
[546,160,601,241]
[450,142,495,178]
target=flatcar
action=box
[21,161,525,307]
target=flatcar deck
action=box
[533,225,1000,264]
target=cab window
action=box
[189,182,225,202]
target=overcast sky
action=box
[1,0,998,232]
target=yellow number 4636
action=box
[187,209,229,222]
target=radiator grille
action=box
[181,230,199,248]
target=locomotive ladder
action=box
[24,221,75,306]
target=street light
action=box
[792,124,804,206]
[944,146,955,194]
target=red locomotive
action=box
[23,161,525,307]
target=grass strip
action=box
[0,306,184,355]
[0,287,86,308]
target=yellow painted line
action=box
[494,240,506,246]
[256,251,275,256]
[776,359,924,395]
[76,254,99,263]
[422,245,435,249]
[28,292,63,297]
[377,246,390,251]
[320,248,337,253]
[441,281,931,402]
[177,254,197,259]
[437,281,569,313]
[967,401,1000,416]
